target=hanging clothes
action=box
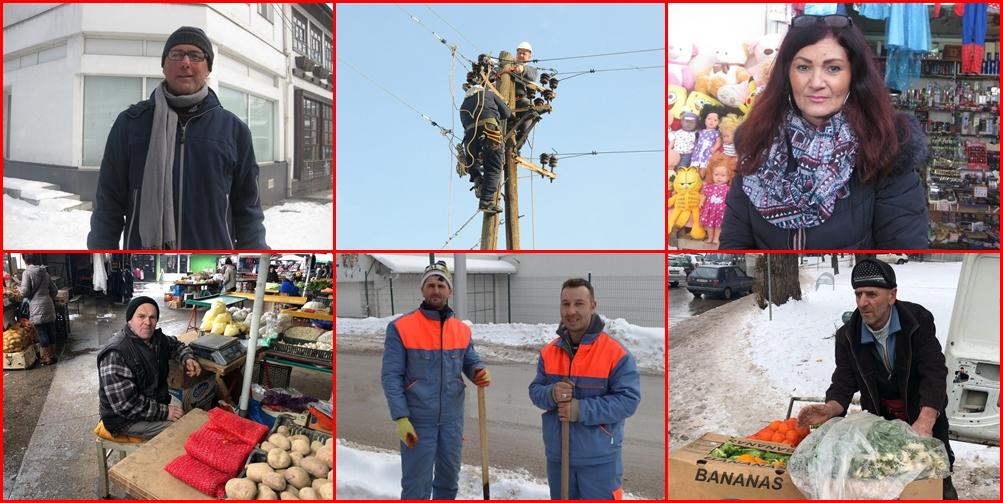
[885,3,931,92]
[857,3,890,20]
[961,3,988,74]
[93,253,108,294]
[803,3,848,15]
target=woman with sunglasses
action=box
[720,15,928,250]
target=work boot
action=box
[39,346,57,366]
[470,179,483,198]
[943,477,958,500]
[478,200,503,214]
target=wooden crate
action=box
[3,344,39,369]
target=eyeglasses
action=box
[167,49,206,63]
[791,14,853,29]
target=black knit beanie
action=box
[126,296,160,321]
[851,259,897,290]
[162,26,214,71]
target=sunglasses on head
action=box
[791,14,853,29]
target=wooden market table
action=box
[108,408,212,499]
[280,308,333,322]
[230,292,308,310]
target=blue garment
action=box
[528,315,641,468]
[962,3,987,45]
[546,458,622,500]
[860,305,902,371]
[278,279,299,296]
[884,4,930,96]
[857,3,890,20]
[803,4,847,16]
[87,88,268,249]
[400,419,464,500]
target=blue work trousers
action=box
[400,419,464,500]
[545,457,623,500]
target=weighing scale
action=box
[190,334,244,366]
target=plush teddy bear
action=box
[667,167,706,240]
[746,32,785,89]
[667,40,697,90]
[694,41,751,102]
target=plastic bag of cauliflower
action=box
[199,300,228,332]
[788,412,950,500]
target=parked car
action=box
[686,265,754,299]
[877,253,909,265]
[668,264,686,288]
[669,255,695,277]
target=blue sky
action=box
[336,3,665,250]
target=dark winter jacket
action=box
[460,88,513,131]
[529,314,641,467]
[720,114,929,250]
[19,265,58,325]
[87,88,268,250]
[381,305,484,425]
[826,300,953,462]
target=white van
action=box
[943,253,1000,446]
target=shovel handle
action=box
[478,386,490,500]
[561,418,569,499]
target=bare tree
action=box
[831,254,840,275]
[753,254,802,308]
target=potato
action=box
[318,483,333,500]
[267,448,291,469]
[299,457,328,479]
[245,462,274,483]
[289,451,303,467]
[298,488,319,500]
[290,434,310,444]
[327,470,332,481]
[261,471,287,492]
[268,433,291,451]
[314,447,332,469]
[225,478,257,500]
[279,490,299,500]
[290,438,311,456]
[285,486,299,497]
[277,426,290,435]
[309,440,323,455]
[260,441,276,452]
[283,467,311,489]
[257,484,278,500]
[311,479,331,492]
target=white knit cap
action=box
[420,262,452,289]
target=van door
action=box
[944,254,999,446]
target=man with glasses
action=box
[88,26,268,250]
[381,262,491,499]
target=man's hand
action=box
[395,417,418,448]
[552,381,574,404]
[557,399,580,423]
[473,368,491,387]
[797,401,843,428]
[184,358,202,377]
[167,404,184,421]
[911,407,938,437]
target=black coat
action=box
[826,300,953,464]
[87,89,268,250]
[720,114,929,249]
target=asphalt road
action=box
[336,351,666,499]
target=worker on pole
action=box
[457,84,511,214]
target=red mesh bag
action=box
[185,425,255,475]
[208,407,269,446]
[164,454,228,498]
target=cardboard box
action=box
[3,344,39,369]
[55,288,72,303]
[669,433,942,500]
[942,44,962,61]
[167,360,217,411]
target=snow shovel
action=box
[478,386,490,499]
[561,415,569,499]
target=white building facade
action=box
[2,3,332,205]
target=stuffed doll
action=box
[691,106,724,173]
[717,113,744,157]
[694,41,751,102]
[682,90,722,119]
[667,166,705,240]
[746,32,784,89]
[699,153,737,246]
[672,112,699,167]
[668,85,689,130]
[668,40,697,90]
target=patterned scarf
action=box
[742,111,859,229]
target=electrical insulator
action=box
[540,73,551,86]
[543,89,555,101]
[533,97,545,107]
[539,153,550,166]
[549,156,558,168]
[549,78,559,90]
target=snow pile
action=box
[337,439,644,499]
[337,315,665,373]
[745,261,963,397]
[262,201,333,248]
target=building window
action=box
[294,92,332,180]
[83,76,143,166]
[257,3,273,23]
[219,86,275,162]
[322,103,332,160]
[323,36,332,73]
[309,23,323,65]
[293,10,308,55]
[4,90,10,159]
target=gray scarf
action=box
[139,81,208,249]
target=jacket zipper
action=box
[176,106,220,249]
[224,194,233,246]
[439,316,446,424]
[844,327,881,413]
[125,189,139,247]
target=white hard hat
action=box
[517,41,533,52]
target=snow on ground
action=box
[336,439,641,499]
[746,259,962,398]
[3,194,331,248]
[337,315,665,374]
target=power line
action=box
[559,65,664,81]
[441,209,481,248]
[425,4,483,55]
[397,5,476,65]
[531,48,663,63]
[552,149,663,160]
[336,55,459,141]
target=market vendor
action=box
[797,259,957,499]
[278,273,300,296]
[97,296,203,439]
